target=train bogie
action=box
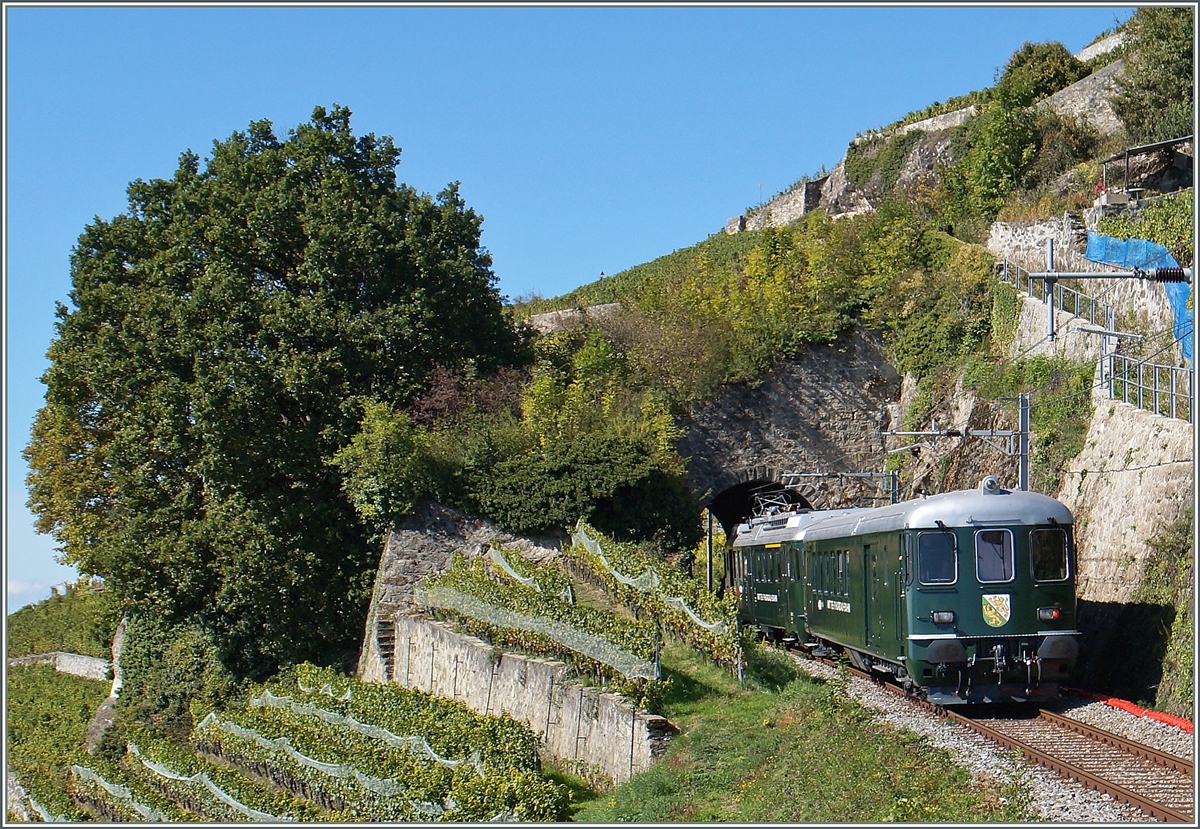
[730,477,1079,705]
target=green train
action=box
[728,476,1079,704]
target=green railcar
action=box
[730,477,1078,705]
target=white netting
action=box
[197,712,409,796]
[489,545,540,591]
[661,595,728,634]
[417,585,659,680]
[571,522,660,591]
[573,521,727,635]
[295,679,352,701]
[127,743,290,823]
[249,689,486,777]
[25,794,65,823]
[71,765,167,821]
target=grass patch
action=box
[570,643,1033,822]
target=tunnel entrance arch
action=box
[698,465,824,540]
[706,480,812,539]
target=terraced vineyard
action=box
[9,525,742,821]
[10,663,571,822]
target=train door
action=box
[864,542,899,655]
[786,544,805,634]
[864,544,877,651]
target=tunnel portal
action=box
[706,479,813,540]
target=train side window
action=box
[838,550,849,597]
[1030,528,1069,581]
[917,532,957,585]
[976,529,1014,583]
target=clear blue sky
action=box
[4,3,1135,611]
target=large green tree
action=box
[1111,7,1195,143]
[25,105,523,677]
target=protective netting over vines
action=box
[417,584,659,679]
[489,545,540,590]
[71,765,169,822]
[568,520,741,664]
[571,521,729,634]
[570,522,661,592]
[245,689,485,777]
[127,744,289,823]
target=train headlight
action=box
[1037,606,1062,622]
[931,611,956,624]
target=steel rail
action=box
[1037,709,1193,776]
[948,711,1193,823]
[791,648,1193,822]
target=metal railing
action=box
[997,260,1113,329]
[1106,353,1193,422]
[997,259,1193,424]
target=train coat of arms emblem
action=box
[982,594,1011,627]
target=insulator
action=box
[1151,267,1190,283]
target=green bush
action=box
[115,612,242,740]
[995,41,1090,107]
[469,431,701,549]
[1111,7,1194,143]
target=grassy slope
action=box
[569,643,1031,823]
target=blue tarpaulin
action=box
[1085,232,1193,360]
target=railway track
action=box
[795,649,1194,822]
[955,709,1193,823]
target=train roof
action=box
[733,477,1074,547]
[732,506,870,547]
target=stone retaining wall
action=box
[364,614,673,785]
[7,651,111,681]
[1057,388,1193,604]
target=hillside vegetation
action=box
[9,7,1194,822]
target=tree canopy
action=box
[1111,7,1195,143]
[25,105,523,677]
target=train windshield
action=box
[1030,528,1070,581]
[976,529,1014,583]
[917,532,957,584]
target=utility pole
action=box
[706,510,713,592]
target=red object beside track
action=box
[1064,687,1194,734]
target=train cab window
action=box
[1030,528,1069,581]
[975,529,1014,583]
[917,532,957,585]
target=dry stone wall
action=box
[369,615,671,785]
[1056,388,1193,604]
[678,326,900,507]
[356,502,674,785]
[1037,59,1126,136]
[6,651,111,681]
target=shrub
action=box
[995,41,1091,107]
[1111,7,1195,143]
[116,612,242,740]
[468,431,700,549]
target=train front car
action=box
[897,476,1078,704]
